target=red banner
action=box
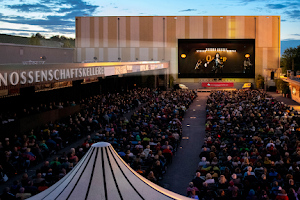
[201,82,234,87]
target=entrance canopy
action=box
[28,142,190,200]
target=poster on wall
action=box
[178,39,255,78]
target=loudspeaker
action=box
[271,71,274,80]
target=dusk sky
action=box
[0,0,299,52]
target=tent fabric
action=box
[28,142,190,200]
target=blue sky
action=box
[0,0,299,52]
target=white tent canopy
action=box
[28,142,191,200]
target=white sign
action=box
[0,67,104,86]
[22,60,45,65]
[196,48,236,53]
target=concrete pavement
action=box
[268,92,300,111]
[160,93,209,196]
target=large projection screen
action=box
[178,39,255,78]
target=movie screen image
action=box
[178,39,255,78]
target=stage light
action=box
[245,54,250,58]
[181,54,186,59]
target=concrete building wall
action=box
[75,16,280,87]
[0,43,74,64]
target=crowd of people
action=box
[188,90,300,200]
[0,88,156,198]
[8,87,300,200]
[0,87,197,199]
[0,100,77,125]
[116,89,196,182]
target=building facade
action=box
[75,16,280,89]
[0,43,74,64]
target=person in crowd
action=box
[1,187,16,200]
[275,189,289,200]
[192,172,204,190]
[247,189,258,200]
[16,187,31,199]
[287,188,298,200]
[189,188,199,199]
[147,171,157,183]
[187,182,199,197]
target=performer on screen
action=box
[195,59,202,70]
[208,52,224,73]
[195,59,208,70]
[243,57,252,73]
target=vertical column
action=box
[94,17,99,47]
[130,17,140,47]
[103,17,108,47]
[207,17,213,39]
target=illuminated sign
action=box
[196,48,236,53]
[202,82,234,87]
[205,55,227,62]
[0,67,104,86]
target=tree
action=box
[255,74,264,89]
[275,79,289,93]
[49,35,75,48]
[35,33,45,39]
[29,34,40,46]
[281,46,300,74]
[60,35,67,41]
[63,40,72,48]
[50,35,61,41]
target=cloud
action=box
[46,26,75,34]
[285,10,300,19]
[281,19,287,22]
[253,7,263,12]
[0,0,99,37]
[0,28,48,32]
[6,4,52,12]
[266,4,287,9]
[239,0,262,5]
[1,15,73,26]
[5,0,99,20]
[179,9,197,12]
[3,32,31,36]
[291,34,300,36]
[56,0,99,20]
[57,0,98,13]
